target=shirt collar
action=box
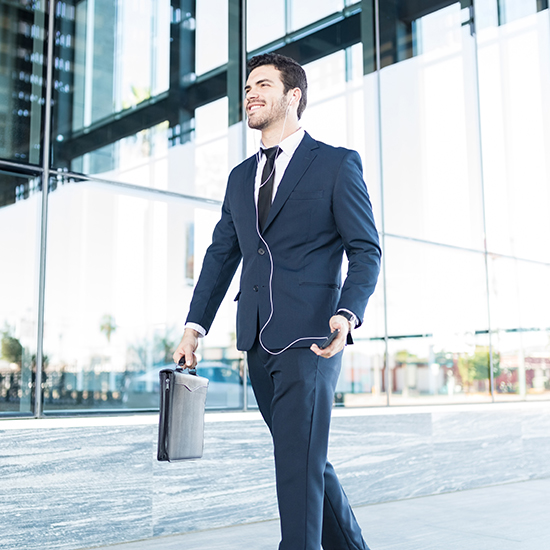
[260,128,305,159]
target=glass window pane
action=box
[488,256,550,401]
[60,100,229,199]
[193,97,229,201]
[195,97,228,143]
[477,8,550,262]
[68,121,172,190]
[304,51,346,105]
[42,177,243,411]
[0,170,41,415]
[0,1,46,165]
[290,0,344,31]
[194,138,229,201]
[386,334,493,405]
[195,0,228,75]
[383,237,491,404]
[336,339,386,407]
[499,0,538,24]
[474,0,499,30]
[66,0,170,133]
[380,3,485,251]
[301,52,349,148]
[247,0,285,52]
[302,47,367,156]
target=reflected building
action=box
[0,0,549,416]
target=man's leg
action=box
[322,461,370,550]
[248,340,368,550]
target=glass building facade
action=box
[1,0,549,416]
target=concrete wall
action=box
[1,401,549,550]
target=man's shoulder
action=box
[306,133,360,160]
[228,153,257,178]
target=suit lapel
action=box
[240,155,259,233]
[262,133,318,232]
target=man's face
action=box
[245,65,291,131]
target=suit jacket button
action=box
[258,248,265,255]
[253,285,259,292]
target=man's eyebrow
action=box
[244,78,274,91]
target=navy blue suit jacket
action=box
[186,132,381,351]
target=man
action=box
[173,53,381,550]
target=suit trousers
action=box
[247,337,369,550]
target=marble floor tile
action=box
[0,426,154,550]
[152,420,277,536]
[3,403,549,550]
[84,478,550,550]
[328,414,437,505]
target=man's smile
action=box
[247,102,265,114]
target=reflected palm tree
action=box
[100,314,117,343]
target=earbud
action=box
[288,97,294,106]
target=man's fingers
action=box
[183,348,196,367]
[178,345,197,368]
[173,329,200,367]
[172,345,187,364]
[310,329,346,358]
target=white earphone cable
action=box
[254,96,327,355]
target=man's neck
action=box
[261,121,301,148]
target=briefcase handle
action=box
[177,357,197,376]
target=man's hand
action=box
[310,315,351,358]
[172,328,200,368]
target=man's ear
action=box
[288,89,301,107]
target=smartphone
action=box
[319,329,339,349]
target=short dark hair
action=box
[247,53,308,119]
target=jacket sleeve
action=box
[185,188,242,334]
[332,150,381,327]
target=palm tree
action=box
[100,315,117,343]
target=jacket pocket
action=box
[288,190,324,200]
[298,282,340,290]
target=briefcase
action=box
[157,365,209,462]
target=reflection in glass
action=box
[336,340,386,407]
[194,98,229,201]
[477,7,550,262]
[380,2,485,251]
[0,171,41,414]
[498,0,538,24]
[302,49,363,150]
[41,177,243,411]
[70,0,170,132]
[247,0,285,52]
[386,334,493,405]
[382,237,491,403]
[195,0,228,75]
[2,0,550,415]
[290,0,344,31]
[488,255,550,401]
[384,238,489,338]
[304,51,346,105]
[71,121,170,186]
[0,1,46,164]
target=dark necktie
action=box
[258,146,281,232]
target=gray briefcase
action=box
[157,365,209,461]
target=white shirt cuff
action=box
[185,322,206,337]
